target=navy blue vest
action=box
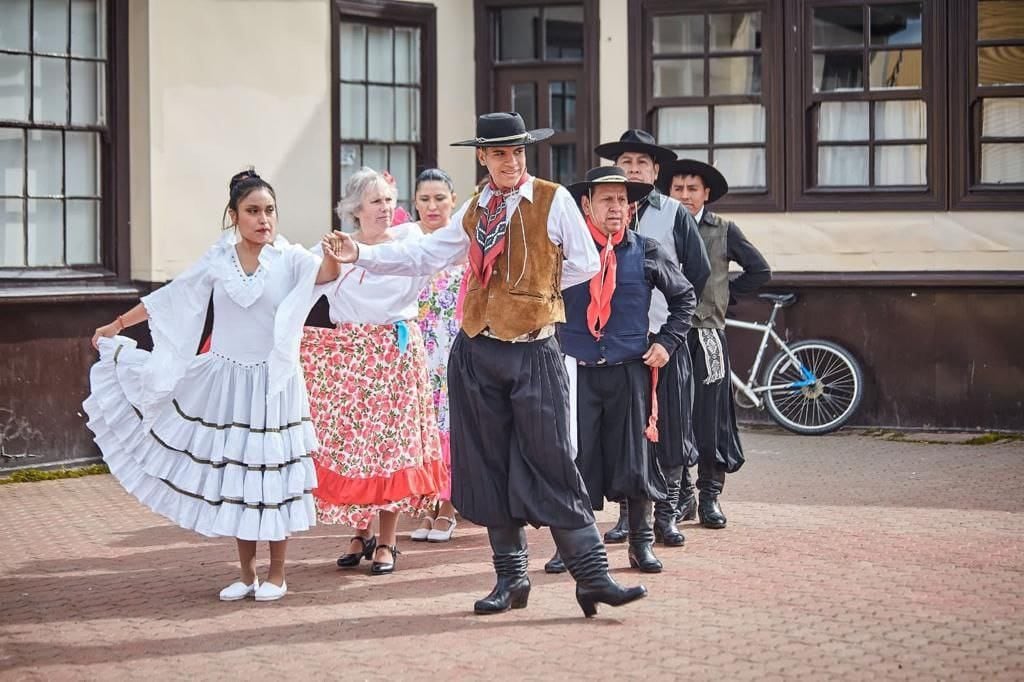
[560,230,652,365]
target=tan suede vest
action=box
[460,179,565,340]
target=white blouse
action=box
[315,222,431,325]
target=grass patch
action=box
[0,463,109,485]
[964,433,1024,446]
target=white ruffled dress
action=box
[83,232,323,541]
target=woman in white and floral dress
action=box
[85,169,343,602]
[410,168,465,543]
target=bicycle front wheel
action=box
[761,340,863,435]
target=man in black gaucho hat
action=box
[555,166,695,574]
[332,112,649,618]
[657,158,771,529]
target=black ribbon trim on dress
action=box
[171,399,312,433]
[158,477,313,509]
[147,430,312,471]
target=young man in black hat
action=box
[332,112,648,618]
[556,166,695,574]
[658,159,771,529]
[593,130,711,549]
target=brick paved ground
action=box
[1,429,1022,681]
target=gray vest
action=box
[693,211,730,330]
[636,191,681,333]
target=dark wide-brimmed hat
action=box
[450,112,554,147]
[568,166,653,204]
[655,158,729,203]
[594,129,677,167]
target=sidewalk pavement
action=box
[0,429,1022,681]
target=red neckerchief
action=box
[468,173,530,287]
[585,216,625,339]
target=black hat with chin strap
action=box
[655,158,729,203]
[594,129,677,167]
[451,112,555,147]
[568,166,653,205]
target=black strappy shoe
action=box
[337,535,377,568]
[370,544,401,575]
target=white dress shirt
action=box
[356,177,600,290]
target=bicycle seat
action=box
[758,293,797,307]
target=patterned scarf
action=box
[585,216,625,339]
[468,173,530,287]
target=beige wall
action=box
[598,0,630,150]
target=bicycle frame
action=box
[724,303,813,409]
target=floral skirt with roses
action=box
[300,322,447,529]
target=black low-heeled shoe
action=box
[337,535,377,568]
[370,544,400,575]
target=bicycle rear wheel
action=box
[761,340,863,435]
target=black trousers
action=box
[575,360,667,510]
[687,328,745,495]
[654,342,700,470]
[448,332,596,529]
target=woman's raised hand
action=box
[91,322,121,351]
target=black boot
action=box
[551,524,647,618]
[654,465,686,547]
[544,550,566,574]
[474,527,531,615]
[675,466,697,521]
[602,501,629,544]
[627,498,662,573]
[698,493,727,529]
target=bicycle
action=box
[725,293,864,435]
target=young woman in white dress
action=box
[86,169,344,602]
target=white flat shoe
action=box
[410,518,433,542]
[254,580,287,602]
[427,516,457,542]
[219,578,259,601]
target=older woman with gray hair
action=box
[300,167,447,575]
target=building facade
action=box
[0,0,1021,470]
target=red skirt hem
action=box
[313,455,449,506]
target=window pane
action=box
[34,0,69,54]
[709,12,761,51]
[71,0,102,58]
[982,97,1024,137]
[66,130,98,195]
[653,59,704,97]
[27,129,62,196]
[979,0,1024,41]
[652,14,703,54]
[394,27,420,85]
[870,3,922,46]
[545,6,583,59]
[389,144,414,205]
[875,100,927,140]
[1,199,25,266]
[813,52,864,92]
[550,143,576,187]
[714,147,765,188]
[367,26,392,82]
[670,148,709,163]
[981,143,1024,183]
[0,55,31,121]
[363,144,387,174]
[709,56,761,95]
[512,82,537,130]
[498,8,539,61]
[26,198,63,265]
[813,7,864,48]
[869,49,921,89]
[66,198,98,263]
[367,85,395,141]
[33,56,68,124]
[979,46,1024,87]
[0,129,24,195]
[657,106,708,145]
[340,83,366,138]
[819,102,869,141]
[817,146,869,186]
[71,59,102,125]
[550,81,576,131]
[340,144,361,194]
[0,0,31,51]
[339,22,366,81]
[394,87,419,143]
[714,104,765,144]
[875,144,926,185]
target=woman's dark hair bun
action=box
[229,168,261,194]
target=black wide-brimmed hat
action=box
[450,112,554,147]
[655,158,729,203]
[594,129,677,166]
[568,166,653,204]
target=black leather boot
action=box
[544,550,566,574]
[602,501,629,544]
[654,465,686,547]
[676,467,697,521]
[698,493,727,529]
[474,527,531,615]
[551,524,647,618]
[627,498,662,573]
